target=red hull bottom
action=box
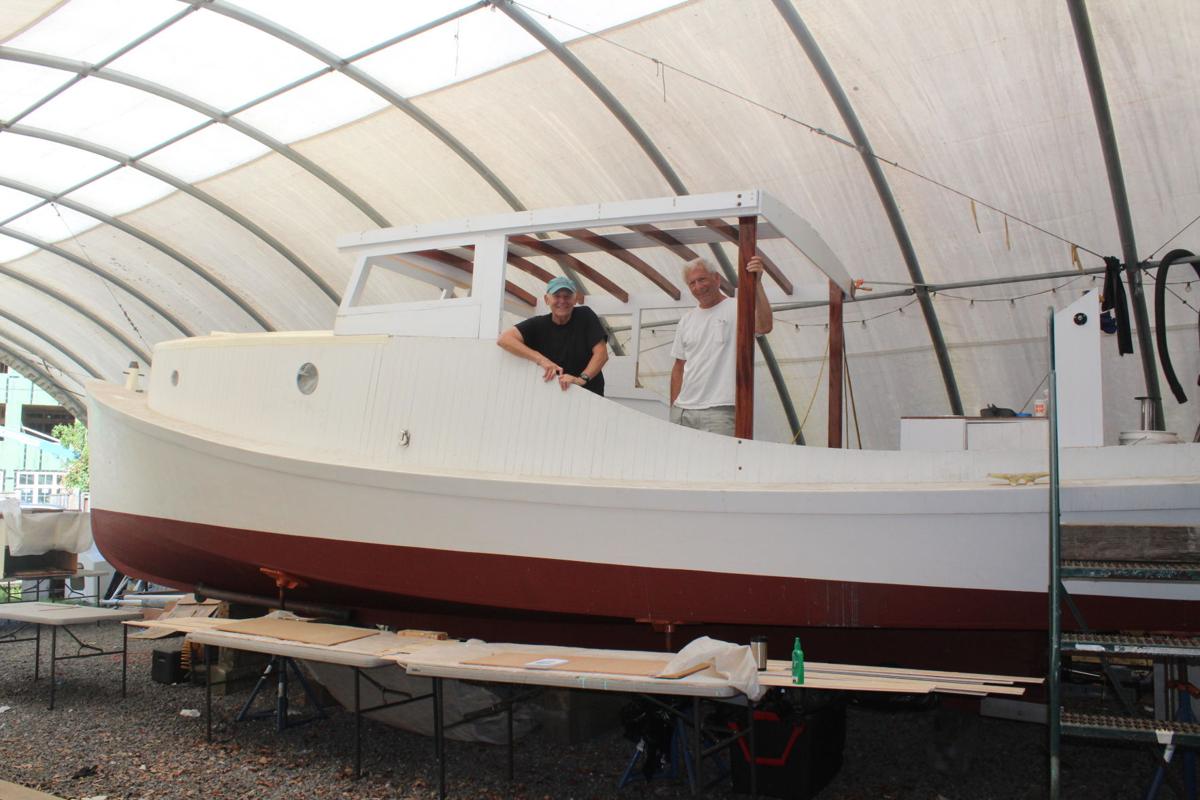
[92,509,1198,676]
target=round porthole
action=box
[170,370,179,386]
[296,362,319,395]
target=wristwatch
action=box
[579,372,590,384]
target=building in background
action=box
[0,364,78,507]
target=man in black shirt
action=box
[497,276,609,396]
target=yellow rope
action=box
[794,338,829,443]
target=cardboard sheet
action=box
[131,597,223,639]
[463,651,706,679]
[214,617,377,646]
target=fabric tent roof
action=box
[0,0,1195,448]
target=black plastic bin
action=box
[727,704,845,799]
[151,648,186,684]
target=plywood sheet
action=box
[214,617,376,646]
[464,651,706,679]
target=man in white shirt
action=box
[670,256,773,435]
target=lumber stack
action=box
[759,659,1041,696]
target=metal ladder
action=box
[1046,308,1200,798]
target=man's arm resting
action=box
[670,359,685,406]
[497,327,561,380]
[560,339,609,389]
[583,339,609,379]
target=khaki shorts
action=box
[670,405,736,437]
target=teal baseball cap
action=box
[545,276,577,295]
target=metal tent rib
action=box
[0,173,275,330]
[0,339,88,421]
[193,0,528,214]
[1066,0,1164,429]
[0,44,367,302]
[0,306,103,380]
[0,262,151,364]
[0,225,193,337]
[772,0,964,416]
[6,122,327,324]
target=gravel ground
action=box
[0,619,1178,800]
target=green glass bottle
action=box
[791,637,805,684]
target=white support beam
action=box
[337,190,765,253]
[472,234,509,340]
[758,191,853,294]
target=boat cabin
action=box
[336,189,854,440]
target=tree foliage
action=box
[52,420,89,492]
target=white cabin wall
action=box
[143,333,1199,490]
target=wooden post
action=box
[735,217,758,440]
[827,280,844,448]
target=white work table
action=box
[395,640,752,799]
[127,615,1035,800]
[1,567,110,605]
[128,616,447,779]
[0,602,142,709]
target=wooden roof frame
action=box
[334,190,850,350]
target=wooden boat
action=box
[86,191,1200,662]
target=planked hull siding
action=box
[87,333,1200,632]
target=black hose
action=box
[1154,249,1200,404]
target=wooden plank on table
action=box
[396,629,448,640]
[766,659,1043,684]
[214,617,377,646]
[760,672,1023,696]
[778,665,1021,687]
[463,651,707,679]
[758,673,934,694]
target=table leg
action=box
[354,668,362,780]
[121,622,128,698]
[49,626,57,710]
[434,677,445,800]
[692,696,701,796]
[206,645,213,744]
[507,697,514,781]
[747,702,757,800]
[33,623,40,682]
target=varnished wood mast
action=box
[828,280,845,448]
[735,216,757,439]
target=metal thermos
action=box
[1136,396,1156,431]
[750,636,768,671]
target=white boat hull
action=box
[86,334,1200,634]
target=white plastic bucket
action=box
[1118,430,1181,446]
